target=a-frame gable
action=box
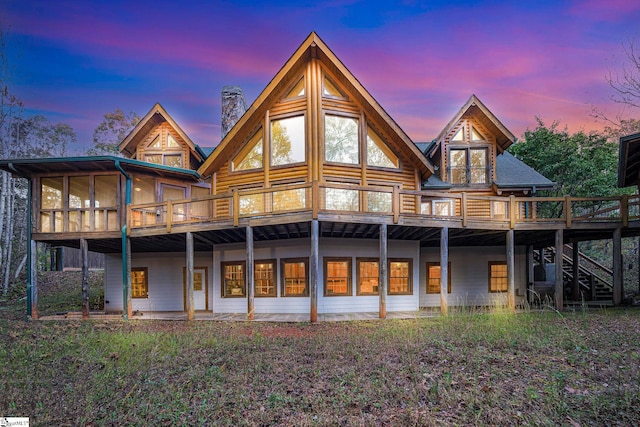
[119,103,205,170]
[198,32,434,178]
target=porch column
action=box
[310,220,319,322]
[125,237,132,319]
[379,223,388,319]
[555,229,564,310]
[27,240,38,320]
[506,229,515,312]
[440,227,449,315]
[613,228,623,305]
[186,232,195,320]
[81,238,90,319]
[572,242,580,301]
[526,245,534,305]
[246,226,254,320]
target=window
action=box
[272,187,306,211]
[426,262,452,294]
[131,267,148,299]
[233,130,263,171]
[324,258,352,296]
[145,153,184,168]
[255,260,276,297]
[357,258,379,295]
[421,199,454,216]
[282,258,308,297]
[489,262,508,293]
[325,114,359,164]
[367,126,398,168]
[325,188,358,211]
[389,259,412,295]
[222,261,246,297]
[284,78,305,99]
[449,147,488,185]
[271,115,305,166]
[323,76,345,98]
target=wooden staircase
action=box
[535,245,614,302]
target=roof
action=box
[118,103,205,163]
[618,132,640,188]
[494,151,555,190]
[197,32,434,178]
[0,156,201,181]
[430,95,516,157]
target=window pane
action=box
[452,128,464,141]
[167,135,180,148]
[285,78,305,98]
[367,191,391,212]
[145,154,162,164]
[234,132,263,171]
[148,135,161,148]
[223,263,245,297]
[190,186,211,219]
[470,148,487,184]
[271,116,305,166]
[255,261,276,297]
[427,264,441,294]
[358,260,379,295]
[367,127,398,168]
[95,175,118,208]
[132,176,155,204]
[239,193,264,215]
[325,115,358,164]
[325,259,351,296]
[283,259,308,296]
[450,149,467,184]
[325,188,359,211]
[69,176,90,209]
[489,262,508,292]
[323,77,343,97]
[471,126,484,141]
[41,177,63,209]
[132,268,148,298]
[389,260,411,294]
[273,188,306,211]
[163,154,183,168]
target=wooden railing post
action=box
[565,196,572,228]
[233,190,239,227]
[392,186,399,224]
[166,201,173,233]
[509,195,516,229]
[312,181,319,219]
[621,194,629,227]
[461,192,467,227]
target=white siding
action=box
[419,246,527,308]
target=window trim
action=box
[324,257,352,297]
[388,258,413,295]
[448,146,490,186]
[323,111,361,166]
[221,261,247,298]
[356,258,379,296]
[269,113,307,169]
[131,267,149,299]
[488,261,508,293]
[426,262,452,294]
[254,259,277,298]
[281,257,309,297]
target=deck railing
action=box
[128,182,640,232]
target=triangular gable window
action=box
[323,77,346,98]
[284,78,305,99]
[367,127,398,168]
[148,135,161,148]
[233,130,263,171]
[167,134,180,148]
[452,128,464,141]
[471,126,485,141]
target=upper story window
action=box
[367,126,398,168]
[284,78,305,99]
[325,114,358,164]
[271,115,306,166]
[140,127,185,169]
[233,130,263,171]
[448,122,490,186]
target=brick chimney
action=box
[221,85,248,139]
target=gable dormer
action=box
[119,103,206,171]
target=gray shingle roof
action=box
[495,151,555,189]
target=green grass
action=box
[1,274,639,425]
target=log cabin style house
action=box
[2,33,639,321]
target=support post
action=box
[246,226,254,320]
[506,229,515,312]
[81,238,90,319]
[555,229,564,310]
[613,228,623,306]
[379,223,387,319]
[440,227,449,315]
[572,242,580,301]
[28,240,38,320]
[310,220,319,322]
[125,237,132,319]
[526,245,534,306]
[186,232,195,320]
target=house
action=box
[1,33,638,321]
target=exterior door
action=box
[184,267,208,311]
[161,184,186,222]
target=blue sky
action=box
[3,0,640,153]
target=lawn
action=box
[1,275,639,425]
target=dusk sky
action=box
[3,0,640,153]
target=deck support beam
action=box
[613,228,623,306]
[246,226,254,320]
[555,229,564,310]
[125,238,132,319]
[81,238,90,319]
[506,229,515,312]
[27,240,38,320]
[379,223,387,319]
[310,220,319,322]
[186,232,195,320]
[572,243,580,301]
[440,227,449,315]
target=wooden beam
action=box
[526,245,534,306]
[81,238,90,319]
[506,230,515,312]
[379,223,387,319]
[186,232,195,320]
[613,228,623,306]
[310,220,319,322]
[572,242,580,301]
[28,240,38,320]
[440,227,449,315]
[555,229,564,310]
[126,237,132,319]
[247,226,254,320]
